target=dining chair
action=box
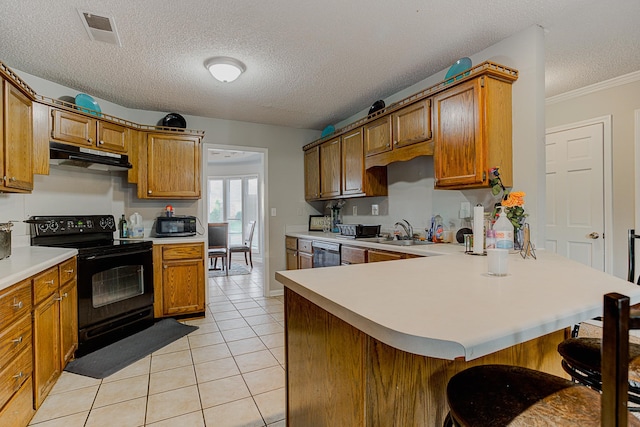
[444,292,640,426]
[208,222,228,275]
[228,220,256,270]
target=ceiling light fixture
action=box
[204,57,246,83]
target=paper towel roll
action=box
[473,205,484,254]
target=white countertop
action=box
[276,248,640,361]
[0,246,78,292]
[117,236,206,245]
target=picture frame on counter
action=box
[308,215,325,231]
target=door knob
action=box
[588,232,600,239]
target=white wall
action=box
[546,77,640,278]
[337,25,546,246]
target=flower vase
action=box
[514,227,524,251]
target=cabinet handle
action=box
[88,137,93,143]
[61,292,68,299]
[65,269,74,274]
[98,140,104,145]
[12,371,24,380]
[9,176,16,182]
[163,265,168,269]
[12,336,23,345]
[148,190,152,194]
[54,293,63,301]
[45,279,55,286]
[12,300,23,310]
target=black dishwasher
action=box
[312,241,341,267]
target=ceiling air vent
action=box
[77,10,122,46]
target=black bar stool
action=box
[444,293,640,426]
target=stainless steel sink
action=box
[379,239,433,246]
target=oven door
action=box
[77,245,154,333]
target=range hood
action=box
[49,142,132,172]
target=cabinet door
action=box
[364,116,392,156]
[341,128,364,196]
[392,99,432,148]
[51,109,95,147]
[162,259,204,316]
[59,279,78,366]
[3,80,33,192]
[33,294,61,409]
[433,78,484,188]
[304,146,320,200]
[367,250,404,263]
[341,246,367,264]
[146,133,201,198]
[319,137,341,198]
[97,121,128,153]
[286,249,298,270]
[298,252,313,269]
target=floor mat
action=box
[209,262,252,277]
[64,318,198,379]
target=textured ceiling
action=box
[1,0,638,130]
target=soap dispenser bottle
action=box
[493,206,514,250]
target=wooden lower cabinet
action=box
[285,237,298,270]
[367,249,406,263]
[297,239,313,269]
[154,243,205,318]
[341,246,367,265]
[32,294,59,409]
[30,257,77,412]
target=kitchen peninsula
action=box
[275,248,640,426]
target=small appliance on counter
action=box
[154,215,197,237]
[0,222,13,260]
[336,224,381,239]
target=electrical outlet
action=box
[459,202,471,218]
[271,208,276,217]
[353,206,357,216]
[372,204,379,216]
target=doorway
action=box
[545,116,612,272]
[204,145,268,296]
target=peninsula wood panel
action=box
[285,289,567,426]
[285,288,365,426]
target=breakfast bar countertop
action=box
[275,249,640,361]
[0,246,78,292]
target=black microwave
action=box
[154,215,197,237]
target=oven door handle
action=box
[83,248,152,261]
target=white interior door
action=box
[545,122,605,270]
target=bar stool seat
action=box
[558,337,640,396]
[445,364,615,426]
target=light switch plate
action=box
[353,206,357,216]
[271,208,276,217]
[372,204,379,216]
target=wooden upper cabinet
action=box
[304,146,320,201]
[319,137,341,199]
[433,75,513,189]
[342,128,387,198]
[392,99,432,148]
[341,128,364,195]
[364,115,392,156]
[1,78,33,192]
[51,109,128,154]
[142,133,201,199]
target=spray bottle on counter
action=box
[493,206,514,250]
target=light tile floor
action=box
[29,261,286,427]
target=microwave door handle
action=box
[84,248,152,261]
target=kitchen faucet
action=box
[394,219,413,240]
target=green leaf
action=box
[491,185,501,196]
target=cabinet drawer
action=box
[298,239,313,254]
[59,257,77,285]
[162,243,204,260]
[0,315,31,371]
[285,236,298,251]
[33,267,59,306]
[0,346,31,410]
[0,280,32,332]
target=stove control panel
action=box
[28,215,116,236]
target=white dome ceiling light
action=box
[204,57,246,83]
